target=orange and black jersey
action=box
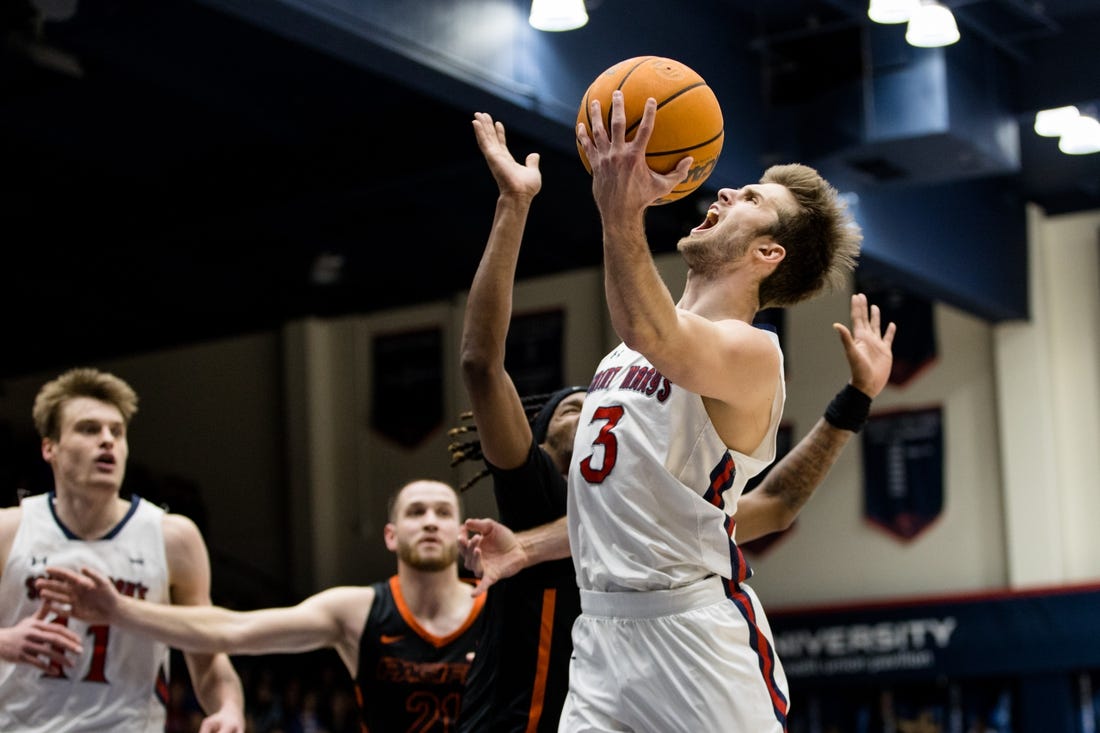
[356,575,486,733]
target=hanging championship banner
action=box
[862,406,943,541]
[371,327,444,449]
[503,309,565,398]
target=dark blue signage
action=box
[770,585,1100,683]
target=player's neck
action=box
[51,488,130,539]
[398,565,472,624]
[678,268,760,323]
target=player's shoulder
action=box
[0,503,27,538]
[0,504,24,526]
[719,316,777,339]
[718,318,781,356]
[160,511,207,559]
[0,505,25,563]
[160,509,201,534]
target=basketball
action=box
[576,56,724,204]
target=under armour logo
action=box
[30,556,47,566]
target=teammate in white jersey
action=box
[0,368,244,733]
[554,92,866,731]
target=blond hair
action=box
[32,368,138,440]
[757,163,861,308]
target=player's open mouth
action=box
[691,207,718,233]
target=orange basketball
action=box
[577,56,724,204]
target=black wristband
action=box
[824,384,872,432]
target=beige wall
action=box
[995,206,1100,588]
[3,208,1096,609]
[749,292,1009,608]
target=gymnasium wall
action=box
[745,289,1008,607]
[0,334,289,606]
[995,206,1100,589]
[0,207,1096,609]
[273,201,1098,604]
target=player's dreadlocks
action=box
[448,386,587,493]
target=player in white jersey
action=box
[570,335,784,592]
[0,368,244,733]
[566,338,789,731]
[561,91,865,731]
[463,294,895,591]
[0,494,174,729]
[463,297,895,731]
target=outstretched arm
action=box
[461,516,570,597]
[735,293,896,542]
[459,112,543,469]
[37,565,368,658]
[39,517,368,731]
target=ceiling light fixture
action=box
[905,1,960,48]
[868,0,920,24]
[529,0,588,32]
[1033,106,1081,137]
[1057,114,1100,155]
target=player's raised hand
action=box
[833,293,897,398]
[472,111,541,199]
[578,93,691,214]
[462,518,528,597]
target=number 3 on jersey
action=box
[579,405,624,483]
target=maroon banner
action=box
[862,406,944,541]
[371,327,444,449]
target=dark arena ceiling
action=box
[2,0,1098,378]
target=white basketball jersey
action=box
[568,335,785,593]
[0,493,172,732]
